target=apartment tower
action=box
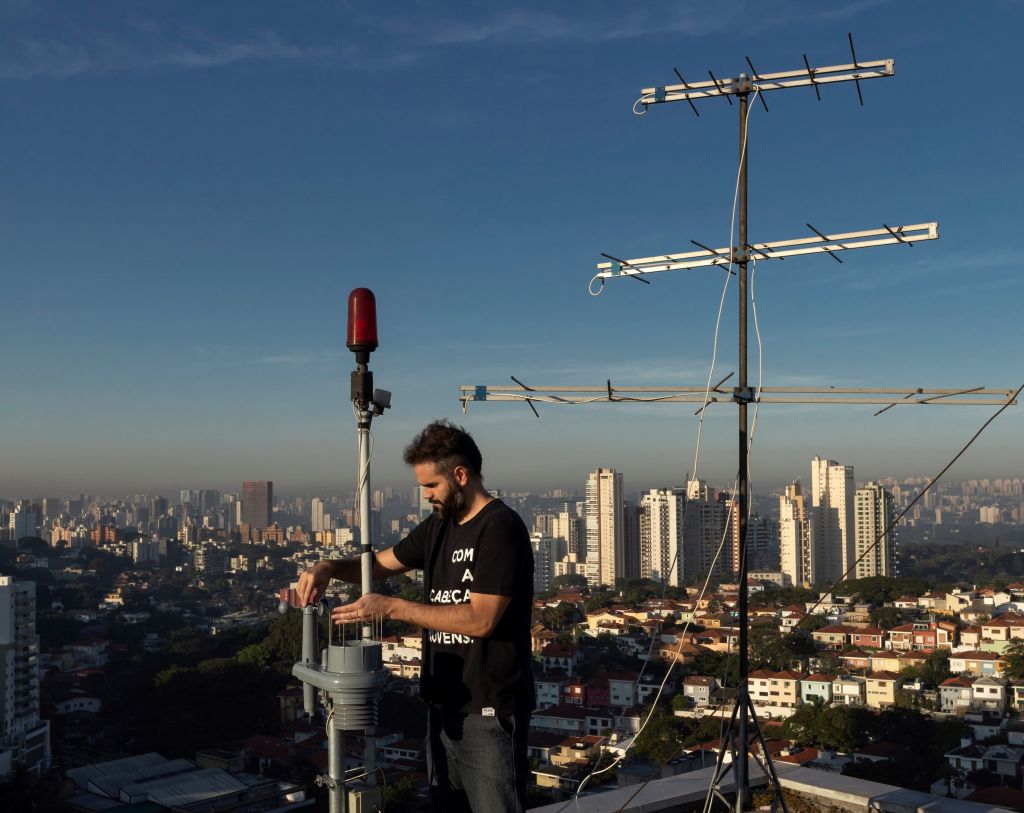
[585,468,624,587]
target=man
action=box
[296,420,534,813]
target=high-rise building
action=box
[553,510,582,557]
[639,488,685,586]
[532,534,566,594]
[622,501,641,582]
[40,498,62,523]
[810,456,854,584]
[241,481,273,530]
[585,468,624,587]
[0,576,50,776]
[150,496,168,521]
[311,497,331,533]
[682,480,730,583]
[199,489,221,514]
[779,482,810,586]
[9,508,37,543]
[854,482,897,578]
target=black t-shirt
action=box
[390,499,534,716]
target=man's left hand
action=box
[332,593,395,626]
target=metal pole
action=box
[355,387,379,787]
[301,606,317,717]
[328,718,347,813]
[735,80,750,813]
[356,400,373,640]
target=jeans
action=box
[427,705,531,813]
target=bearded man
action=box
[295,420,534,813]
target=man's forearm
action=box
[389,598,490,637]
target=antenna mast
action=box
[459,34,1016,813]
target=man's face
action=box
[414,461,465,518]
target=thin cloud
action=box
[0,27,330,79]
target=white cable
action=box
[633,95,651,115]
[691,84,761,484]
[588,274,605,296]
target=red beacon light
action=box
[346,288,378,355]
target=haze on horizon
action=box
[2,1,1021,498]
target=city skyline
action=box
[3,1,1022,495]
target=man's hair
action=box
[403,420,483,479]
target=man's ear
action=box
[453,466,470,486]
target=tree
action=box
[552,574,588,591]
[1002,638,1024,683]
[631,706,684,764]
[870,606,904,630]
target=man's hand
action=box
[333,593,395,625]
[296,561,335,607]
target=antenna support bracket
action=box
[732,387,756,404]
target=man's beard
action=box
[432,479,466,519]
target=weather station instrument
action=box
[286,288,392,813]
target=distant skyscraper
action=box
[682,480,729,583]
[150,496,168,521]
[810,456,854,584]
[554,510,582,557]
[199,489,221,514]
[585,468,624,587]
[9,508,37,543]
[779,482,810,587]
[0,576,50,776]
[532,534,566,594]
[639,488,685,586]
[311,497,331,533]
[241,481,273,530]
[854,482,897,578]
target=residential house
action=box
[606,674,638,709]
[961,626,983,648]
[893,596,919,610]
[531,624,559,654]
[541,643,582,676]
[1011,684,1024,712]
[564,678,587,705]
[865,672,903,710]
[682,676,718,709]
[801,673,835,705]
[549,735,607,768]
[971,676,1008,713]
[848,627,885,650]
[945,738,987,776]
[869,652,902,674]
[939,677,975,714]
[749,669,803,711]
[535,676,568,709]
[950,650,1005,677]
[980,613,1024,652]
[530,704,614,737]
[974,745,1024,787]
[812,625,852,651]
[840,650,872,672]
[637,673,676,705]
[832,675,867,706]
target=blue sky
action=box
[3,1,1022,498]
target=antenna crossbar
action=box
[459,384,1016,408]
[642,59,893,105]
[596,223,937,281]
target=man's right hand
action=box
[296,561,335,607]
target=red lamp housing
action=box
[347,288,378,354]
